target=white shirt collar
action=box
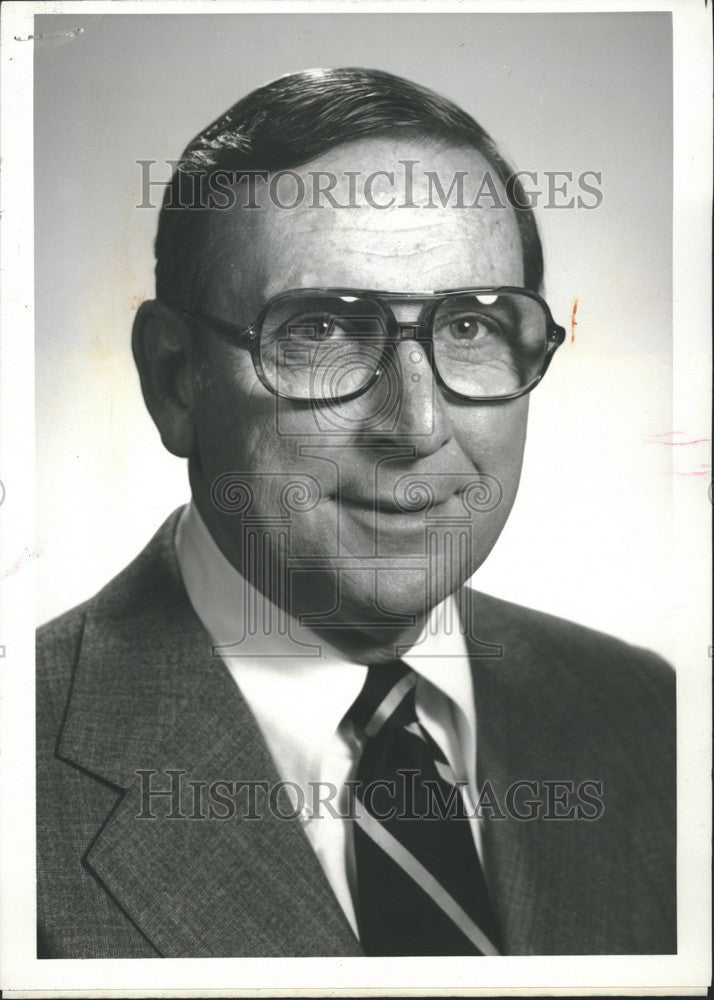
[175,500,476,792]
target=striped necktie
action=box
[349,660,502,956]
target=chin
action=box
[354,564,467,623]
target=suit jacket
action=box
[36,509,676,958]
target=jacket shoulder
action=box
[36,508,184,732]
[464,586,675,811]
[37,509,184,672]
[464,587,674,704]
[37,600,90,689]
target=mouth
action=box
[339,493,455,515]
[333,470,487,518]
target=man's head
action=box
[133,68,558,659]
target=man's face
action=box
[189,137,528,654]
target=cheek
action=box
[193,349,286,477]
[450,398,529,494]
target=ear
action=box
[132,299,197,458]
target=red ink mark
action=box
[646,433,710,447]
[0,545,43,581]
[570,299,578,344]
[667,439,710,446]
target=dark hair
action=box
[155,67,543,306]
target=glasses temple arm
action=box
[177,307,256,346]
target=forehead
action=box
[210,136,523,314]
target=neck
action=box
[311,619,429,665]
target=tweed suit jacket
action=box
[36,510,676,958]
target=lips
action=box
[336,471,482,514]
[339,492,455,513]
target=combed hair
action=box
[155,67,543,306]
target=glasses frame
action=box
[177,286,566,404]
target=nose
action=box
[359,337,453,457]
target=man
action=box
[36,68,676,958]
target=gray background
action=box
[34,12,675,660]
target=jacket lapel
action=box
[57,511,361,957]
[464,588,639,955]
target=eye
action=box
[452,316,484,339]
[437,312,502,342]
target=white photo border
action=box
[0,0,711,995]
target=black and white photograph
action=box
[0,1,711,996]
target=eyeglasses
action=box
[178,287,565,403]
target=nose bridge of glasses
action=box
[378,296,432,345]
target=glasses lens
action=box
[432,292,548,397]
[259,294,388,399]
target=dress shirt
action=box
[175,500,482,938]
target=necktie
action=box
[348,660,502,956]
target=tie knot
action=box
[350,660,417,739]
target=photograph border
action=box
[0,0,711,996]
